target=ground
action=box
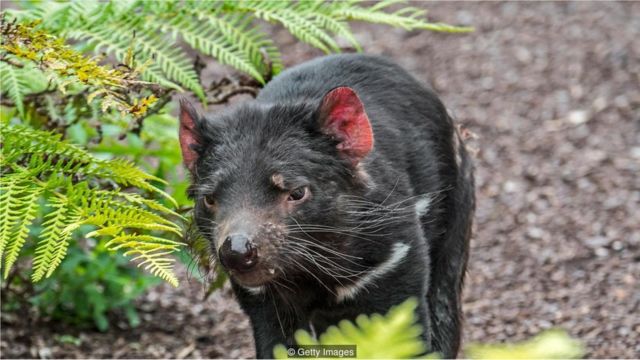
[2,2,639,359]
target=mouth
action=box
[226,265,277,287]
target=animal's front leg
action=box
[233,284,307,359]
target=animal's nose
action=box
[219,234,258,272]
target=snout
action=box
[218,234,258,273]
[214,218,284,286]
[217,232,278,287]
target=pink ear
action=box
[179,99,201,172]
[319,87,374,166]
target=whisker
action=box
[282,246,367,279]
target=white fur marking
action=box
[335,242,410,303]
[309,322,318,340]
[243,285,265,295]
[415,197,432,217]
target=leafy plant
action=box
[465,330,584,359]
[177,219,229,300]
[1,17,157,117]
[5,0,471,102]
[28,241,160,331]
[0,124,184,285]
[273,298,429,359]
[274,298,584,359]
[0,60,45,117]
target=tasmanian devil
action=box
[178,54,474,358]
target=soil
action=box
[2,2,639,359]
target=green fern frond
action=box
[1,182,43,278]
[31,195,79,282]
[2,125,178,207]
[273,298,428,359]
[0,173,25,256]
[159,14,264,84]
[309,9,361,51]
[66,24,183,93]
[326,0,473,32]
[116,21,204,100]
[194,9,283,76]
[96,159,178,207]
[1,16,162,119]
[67,22,193,95]
[106,233,182,252]
[119,192,183,220]
[273,298,584,359]
[234,0,340,54]
[290,0,359,47]
[140,63,185,92]
[78,188,182,231]
[0,62,31,116]
[466,329,584,359]
[12,0,468,100]
[0,125,184,285]
[127,248,179,286]
[98,232,182,285]
[2,124,91,163]
[45,2,202,97]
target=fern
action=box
[0,125,185,285]
[31,195,80,281]
[5,0,469,102]
[164,14,264,83]
[0,62,30,116]
[466,330,584,359]
[0,173,43,273]
[325,0,473,33]
[273,298,584,359]
[190,9,283,76]
[0,18,158,117]
[273,298,428,359]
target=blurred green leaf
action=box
[55,334,82,346]
[274,298,429,359]
[466,329,584,359]
[275,299,584,360]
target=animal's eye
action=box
[287,186,308,202]
[204,194,216,209]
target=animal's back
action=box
[258,54,447,133]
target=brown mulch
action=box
[2,2,639,359]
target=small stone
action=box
[585,236,610,248]
[515,46,532,63]
[592,97,608,112]
[503,180,520,193]
[595,247,609,257]
[567,109,590,125]
[527,227,545,239]
[614,288,628,301]
[618,327,630,336]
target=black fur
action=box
[185,54,474,358]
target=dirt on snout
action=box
[2,1,639,359]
